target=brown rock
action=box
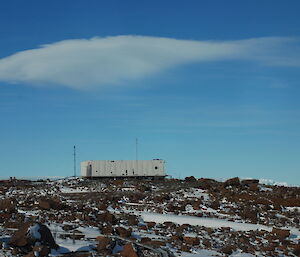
[116,227,132,238]
[198,178,220,189]
[147,240,166,247]
[9,223,31,247]
[102,224,113,235]
[0,198,15,212]
[38,199,51,210]
[185,176,197,182]
[11,248,20,255]
[292,244,300,256]
[180,244,191,252]
[140,237,151,244]
[202,239,211,248]
[272,227,290,239]
[98,203,108,211]
[119,243,138,257]
[240,208,258,223]
[97,211,117,224]
[96,236,112,251]
[224,177,240,187]
[146,222,156,228]
[210,201,220,210]
[38,198,62,210]
[183,236,200,246]
[163,221,176,228]
[221,245,235,255]
[249,183,258,191]
[241,179,259,186]
[127,215,139,226]
[112,180,124,186]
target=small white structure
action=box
[80,160,165,178]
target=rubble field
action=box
[0,176,300,257]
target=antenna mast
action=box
[73,145,76,177]
[135,138,138,174]
[136,138,138,161]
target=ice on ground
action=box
[138,211,271,232]
[29,223,41,239]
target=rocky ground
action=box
[0,176,300,256]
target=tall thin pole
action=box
[135,138,138,175]
[136,138,138,161]
[73,145,76,177]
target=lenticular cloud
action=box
[0,35,298,89]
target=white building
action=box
[80,160,165,178]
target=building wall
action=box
[80,160,165,177]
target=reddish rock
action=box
[101,224,113,235]
[119,243,138,257]
[127,215,139,226]
[210,200,220,210]
[202,239,211,247]
[146,222,156,228]
[98,203,108,211]
[96,236,112,251]
[140,237,151,244]
[115,227,132,238]
[224,177,240,187]
[9,223,31,247]
[272,227,290,239]
[112,180,124,186]
[97,211,117,224]
[147,240,166,247]
[163,221,176,228]
[198,178,220,190]
[183,236,200,246]
[38,199,51,210]
[180,244,191,252]
[249,183,258,191]
[221,245,235,255]
[292,244,300,256]
[38,198,62,210]
[240,208,258,223]
[241,179,259,186]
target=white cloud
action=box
[0,35,299,89]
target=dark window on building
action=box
[155,166,158,170]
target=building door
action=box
[87,163,92,177]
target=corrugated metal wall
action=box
[80,160,165,177]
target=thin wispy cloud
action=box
[0,35,299,90]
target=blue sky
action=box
[0,1,300,184]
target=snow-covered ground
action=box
[1,177,300,256]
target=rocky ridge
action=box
[0,176,300,256]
